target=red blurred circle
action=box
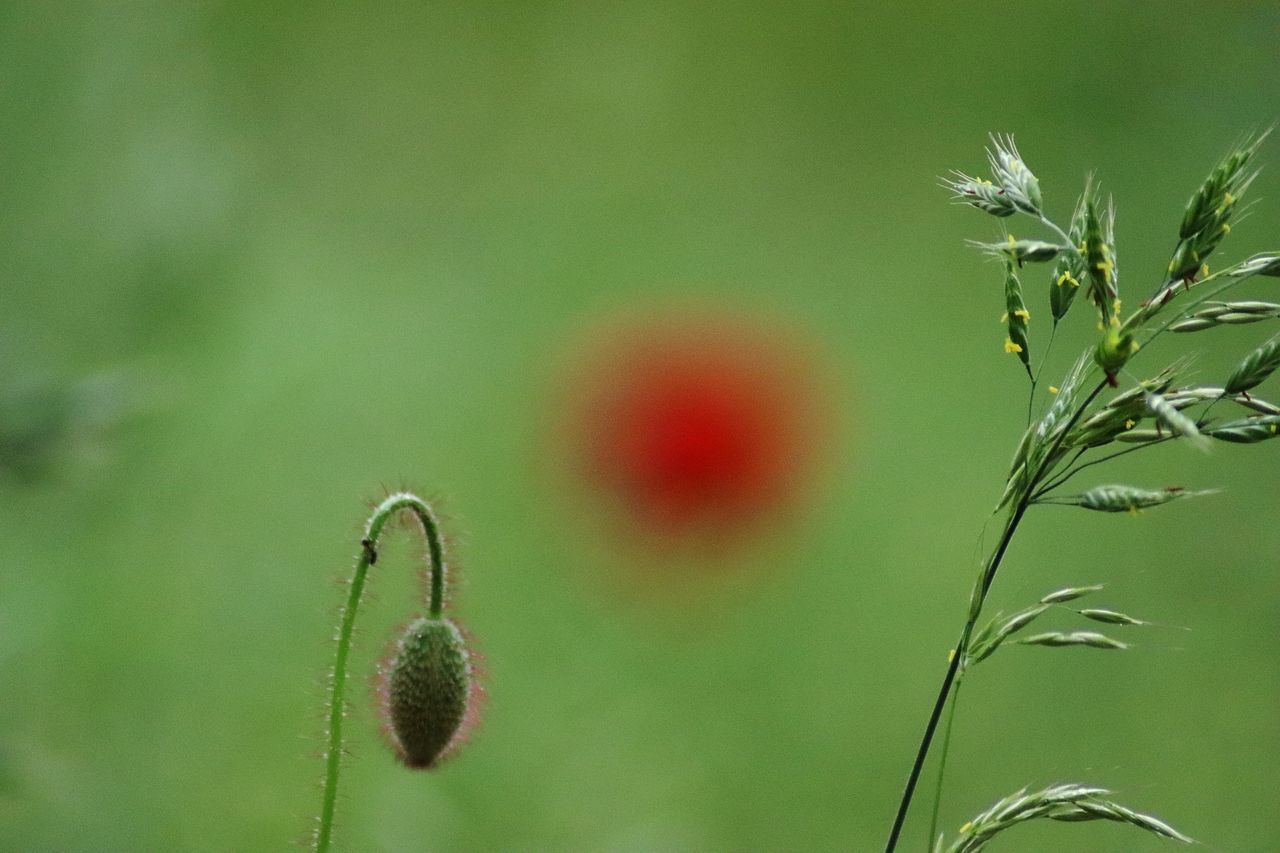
[562,308,830,550]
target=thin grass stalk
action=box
[883,381,1106,852]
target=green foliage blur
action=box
[3,3,1279,850]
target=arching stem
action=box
[316,493,446,852]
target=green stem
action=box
[1037,214,1079,257]
[316,493,446,853]
[926,678,963,851]
[883,380,1106,852]
[1027,323,1060,426]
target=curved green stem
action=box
[316,493,446,853]
[926,678,963,851]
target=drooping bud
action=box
[384,617,473,769]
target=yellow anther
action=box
[959,822,973,833]
[1200,263,1210,277]
[1057,271,1080,288]
[1013,308,1030,321]
[1224,191,1235,206]
[1125,419,1136,429]
[1222,222,1231,234]
[1004,338,1023,354]
[1048,385,1059,394]
[947,649,956,662]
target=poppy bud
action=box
[384,616,472,769]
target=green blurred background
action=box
[3,2,1279,850]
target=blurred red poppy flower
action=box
[562,308,830,549]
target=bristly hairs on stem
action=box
[315,492,478,853]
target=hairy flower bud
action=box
[385,617,473,769]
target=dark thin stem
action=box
[1032,438,1174,500]
[1027,323,1060,426]
[883,380,1106,852]
[316,493,446,853]
[926,678,963,851]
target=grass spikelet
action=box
[1230,252,1280,277]
[966,604,1051,666]
[1146,391,1211,451]
[1018,630,1127,650]
[1170,300,1280,332]
[1049,181,1092,323]
[1083,197,1119,326]
[969,236,1064,265]
[1169,131,1268,282]
[943,172,1017,217]
[1207,414,1280,443]
[944,784,1191,852]
[1002,260,1032,374]
[1039,584,1103,604]
[986,133,1042,214]
[1224,333,1280,394]
[1233,393,1280,415]
[1043,483,1214,513]
[1077,608,1146,626]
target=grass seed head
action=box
[944,171,1017,217]
[1071,484,1213,513]
[1146,392,1211,451]
[1049,181,1093,323]
[1002,260,1032,371]
[986,134,1042,214]
[1170,131,1267,280]
[1224,333,1280,394]
[1207,414,1280,443]
[1083,198,1119,325]
[1040,584,1104,604]
[1018,630,1128,649]
[1078,608,1146,626]
[1231,252,1280,277]
[946,784,1191,852]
